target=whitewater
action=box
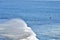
[0,19,38,40]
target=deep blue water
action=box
[0,0,60,40]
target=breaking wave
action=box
[0,19,38,40]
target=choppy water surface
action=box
[0,0,60,40]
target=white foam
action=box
[0,19,38,40]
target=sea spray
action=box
[0,19,38,40]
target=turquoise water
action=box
[0,0,60,40]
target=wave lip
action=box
[0,19,38,40]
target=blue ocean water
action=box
[0,0,60,40]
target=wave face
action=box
[0,19,38,40]
[37,24,60,40]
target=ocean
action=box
[0,0,60,40]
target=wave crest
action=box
[0,19,38,40]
